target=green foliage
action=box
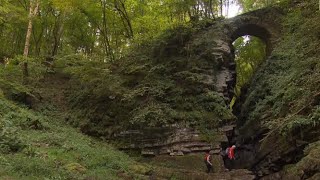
[0,96,142,180]
[0,84,46,154]
[0,59,146,179]
[0,118,24,153]
[238,0,289,12]
[0,78,32,103]
[239,0,320,149]
[0,56,49,88]
[0,0,229,61]
[233,36,266,99]
[58,25,235,138]
[199,129,220,143]
[130,103,175,127]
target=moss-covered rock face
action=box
[64,25,237,153]
[63,6,283,154]
[234,0,320,178]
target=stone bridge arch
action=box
[115,7,285,155]
[226,7,283,55]
[208,7,284,102]
[230,23,272,54]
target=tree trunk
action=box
[51,12,65,57]
[100,0,114,60]
[209,0,214,18]
[23,0,39,78]
[220,0,223,16]
[114,0,133,38]
[226,0,229,17]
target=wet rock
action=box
[181,148,191,153]
[176,151,184,156]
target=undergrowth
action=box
[0,60,149,179]
[58,25,235,139]
[238,0,320,176]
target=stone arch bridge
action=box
[118,7,284,156]
[197,7,283,102]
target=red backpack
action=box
[204,153,210,162]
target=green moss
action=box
[282,141,320,179]
[237,1,320,175]
[239,1,320,140]
[60,24,233,138]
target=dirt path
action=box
[144,154,255,180]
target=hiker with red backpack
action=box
[225,145,236,160]
[221,145,236,160]
[204,151,213,173]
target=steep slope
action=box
[0,66,148,179]
[61,25,236,154]
[234,0,320,178]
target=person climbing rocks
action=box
[204,151,213,173]
[220,147,228,157]
[228,145,236,160]
[219,147,229,171]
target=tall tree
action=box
[0,0,229,64]
[23,0,40,77]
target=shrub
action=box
[0,119,25,153]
